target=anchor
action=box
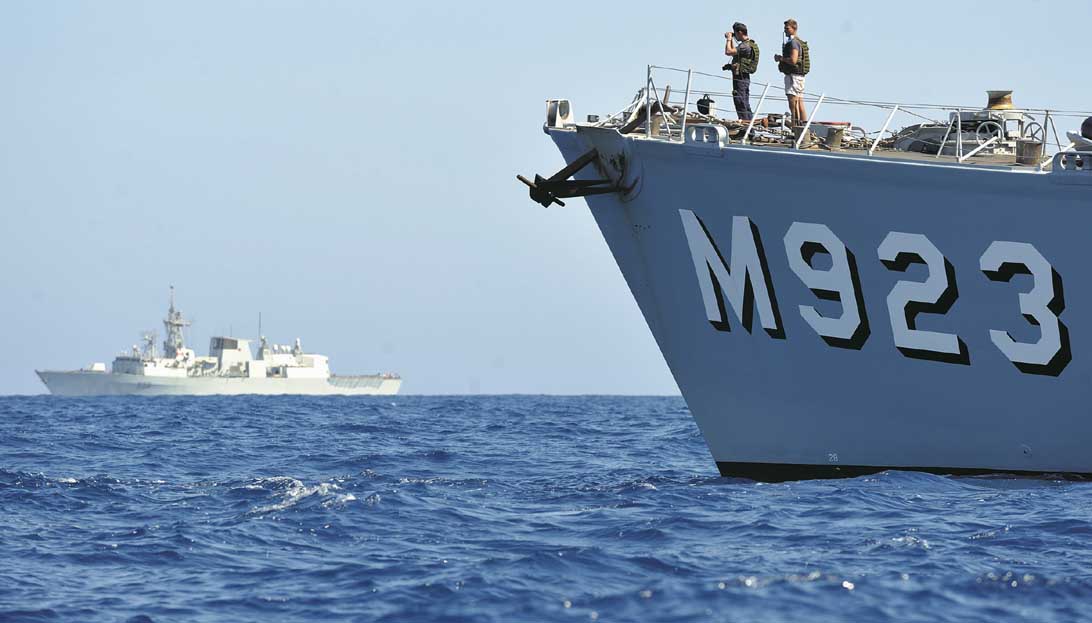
[516,148,619,208]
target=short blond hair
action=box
[784,18,798,28]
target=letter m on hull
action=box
[679,210,785,338]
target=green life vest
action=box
[799,39,810,75]
[779,37,811,76]
[738,39,760,75]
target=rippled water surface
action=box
[2,395,1092,622]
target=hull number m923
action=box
[678,210,1071,377]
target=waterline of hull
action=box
[36,370,402,396]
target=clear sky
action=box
[1,0,1088,395]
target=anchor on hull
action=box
[516,148,619,208]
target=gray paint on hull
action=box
[551,126,1091,476]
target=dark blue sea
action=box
[2,396,1091,622]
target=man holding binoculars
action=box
[723,22,758,121]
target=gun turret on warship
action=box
[36,288,401,396]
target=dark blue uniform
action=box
[731,41,754,121]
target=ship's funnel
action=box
[987,90,1014,110]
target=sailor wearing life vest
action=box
[774,18,810,128]
[723,22,759,121]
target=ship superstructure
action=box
[37,288,401,396]
[522,65,1092,480]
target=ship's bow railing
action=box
[602,64,1092,169]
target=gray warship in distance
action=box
[520,65,1092,480]
[36,288,401,396]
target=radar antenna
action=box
[162,285,191,358]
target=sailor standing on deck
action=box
[774,18,808,127]
[723,22,758,121]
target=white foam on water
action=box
[250,477,348,514]
[323,492,357,508]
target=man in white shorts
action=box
[774,19,806,127]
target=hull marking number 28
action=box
[679,210,1071,377]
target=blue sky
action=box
[0,0,1086,395]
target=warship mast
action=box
[162,286,191,359]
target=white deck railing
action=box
[602,64,1092,170]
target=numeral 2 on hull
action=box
[678,210,1071,377]
[878,232,969,365]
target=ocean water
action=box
[1,395,1091,622]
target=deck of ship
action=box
[577,65,1092,174]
